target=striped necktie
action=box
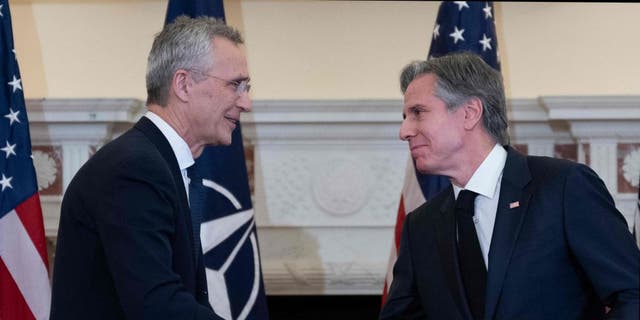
[187,165,203,265]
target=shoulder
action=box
[522,155,609,201]
[406,187,451,224]
[525,154,595,182]
[70,127,173,190]
[526,154,579,172]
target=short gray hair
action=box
[400,52,509,145]
[146,15,244,106]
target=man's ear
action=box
[463,97,483,130]
[172,69,191,102]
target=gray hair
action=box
[146,15,244,106]
[400,52,509,145]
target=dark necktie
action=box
[456,189,486,320]
[187,165,203,265]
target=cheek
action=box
[419,120,457,150]
[207,101,227,121]
[216,96,236,115]
[417,119,439,139]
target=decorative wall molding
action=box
[240,99,404,142]
[27,98,143,236]
[540,96,640,207]
[30,96,640,295]
[541,96,640,120]
[258,227,392,295]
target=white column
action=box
[577,141,587,164]
[527,142,555,157]
[61,144,90,192]
[588,140,618,195]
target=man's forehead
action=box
[211,37,244,52]
[210,38,248,74]
[404,75,436,99]
[406,73,436,90]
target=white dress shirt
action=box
[144,111,194,201]
[452,144,507,269]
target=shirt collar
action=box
[453,144,507,199]
[144,111,194,171]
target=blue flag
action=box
[165,2,269,319]
[417,1,501,200]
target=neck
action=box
[449,134,497,187]
[147,104,204,158]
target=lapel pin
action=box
[509,201,520,209]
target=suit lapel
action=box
[134,117,196,264]
[485,147,532,320]
[433,186,473,320]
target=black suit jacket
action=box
[381,146,640,320]
[51,117,222,319]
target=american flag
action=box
[382,1,501,304]
[165,1,269,319]
[0,1,51,319]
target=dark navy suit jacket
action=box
[51,117,222,319]
[381,146,639,320]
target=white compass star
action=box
[1,141,16,158]
[453,1,469,11]
[0,174,13,191]
[8,75,22,92]
[0,4,4,17]
[483,2,493,19]
[4,108,20,125]
[449,26,465,44]
[433,24,440,39]
[479,34,493,51]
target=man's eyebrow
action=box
[403,105,422,119]
[232,76,250,82]
[407,105,425,112]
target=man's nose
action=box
[237,91,252,112]
[399,119,414,141]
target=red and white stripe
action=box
[0,194,51,320]
[381,157,426,305]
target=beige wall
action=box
[12,1,640,100]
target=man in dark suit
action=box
[50,16,251,319]
[380,53,639,319]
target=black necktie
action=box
[187,165,203,265]
[456,189,486,320]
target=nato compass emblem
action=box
[198,177,266,320]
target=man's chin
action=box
[414,161,436,175]
[204,134,233,147]
[219,133,233,146]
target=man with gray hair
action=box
[51,16,251,319]
[381,52,639,319]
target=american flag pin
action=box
[509,201,520,209]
